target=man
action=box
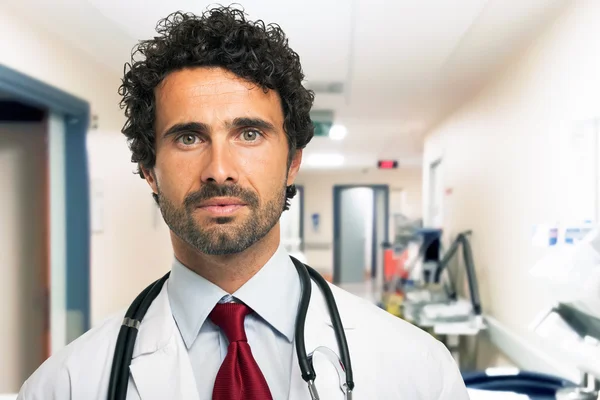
[19,6,469,399]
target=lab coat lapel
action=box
[289,281,356,400]
[128,286,200,400]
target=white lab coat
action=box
[18,280,469,399]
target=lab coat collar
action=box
[129,285,200,400]
[168,245,300,349]
[131,268,358,355]
[131,284,175,358]
[127,267,357,400]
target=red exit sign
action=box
[378,160,398,169]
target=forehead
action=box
[154,67,283,131]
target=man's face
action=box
[144,67,302,255]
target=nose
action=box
[200,139,239,184]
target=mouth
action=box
[196,197,247,216]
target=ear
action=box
[286,149,302,186]
[140,164,158,196]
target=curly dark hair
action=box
[118,6,314,209]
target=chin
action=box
[200,219,243,235]
[194,214,235,226]
[213,216,235,225]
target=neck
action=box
[171,226,281,293]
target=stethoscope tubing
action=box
[292,256,315,383]
[306,264,354,391]
[290,257,354,391]
[108,273,170,399]
[107,258,354,400]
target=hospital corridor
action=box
[2,1,600,399]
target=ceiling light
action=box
[329,124,347,140]
[305,153,345,168]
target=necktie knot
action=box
[209,303,252,343]
[209,302,273,399]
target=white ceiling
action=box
[6,0,568,170]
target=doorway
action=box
[428,159,444,228]
[0,102,47,392]
[333,185,389,284]
[0,65,90,392]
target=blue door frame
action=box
[333,184,390,284]
[0,65,91,333]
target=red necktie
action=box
[209,303,273,400]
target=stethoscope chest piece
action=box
[307,346,353,400]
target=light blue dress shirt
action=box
[167,246,301,399]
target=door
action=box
[0,63,92,370]
[0,122,47,392]
[338,187,373,283]
[373,188,387,285]
[48,112,69,353]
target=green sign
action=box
[313,120,333,137]
[310,110,334,137]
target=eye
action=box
[177,134,198,146]
[241,129,262,142]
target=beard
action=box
[156,181,286,256]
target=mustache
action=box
[184,183,259,209]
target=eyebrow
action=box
[160,117,277,140]
[226,117,277,132]
[161,121,210,140]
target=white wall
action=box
[296,168,422,273]
[0,124,46,392]
[87,133,174,326]
[0,7,176,328]
[0,6,124,132]
[423,1,600,344]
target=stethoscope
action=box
[107,256,355,400]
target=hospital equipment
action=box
[532,303,600,399]
[107,256,354,400]
[528,227,600,398]
[402,230,483,324]
[399,230,485,370]
[464,369,577,399]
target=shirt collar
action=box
[233,245,300,342]
[167,257,228,349]
[167,245,300,349]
